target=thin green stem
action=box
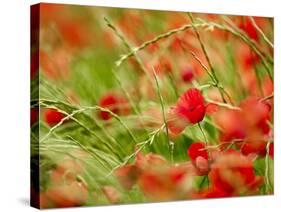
[206,98,241,111]
[203,19,273,80]
[40,99,138,145]
[41,100,127,156]
[198,122,208,143]
[106,125,164,177]
[188,13,234,105]
[249,17,273,48]
[188,13,218,83]
[152,67,172,161]
[115,18,273,80]
[190,51,234,105]
[265,141,273,193]
[104,17,153,84]
[40,102,123,160]
[261,93,274,102]
[115,23,201,67]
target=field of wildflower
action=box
[30,3,274,209]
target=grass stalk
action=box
[265,141,273,193]
[198,122,208,144]
[249,17,273,48]
[152,67,172,161]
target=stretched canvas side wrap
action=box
[30,3,274,209]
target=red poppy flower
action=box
[45,181,88,208]
[44,108,65,126]
[114,164,140,190]
[215,109,246,143]
[167,88,206,136]
[57,20,92,48]
[214,97,272,156]
[115,152,194,201]
[188,142,208,162]
[197,186,232,199]
[138,165,192,201]
[205,103,219,115]
[244,50,260,70]
[208,150,263,195]
[135,152,167,170]
[98,93,130,120]
[240,140,267,156]
[170,88,206,124]
[174,88,206,124]
[239,17,259,41]
[187,142,210,175]
[240,98,271,134]
[181,67,194,83]
[138,170,168,200]
[114,153,167,190]
[236,98,272,156]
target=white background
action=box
[0,0,280,211]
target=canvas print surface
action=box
[30,3,274,209]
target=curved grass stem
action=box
[249,17,273,48]
[115,23,200,67]
[104,17,153,84]
[206,98,241,111]
[106,124,164,177]
[198,122,208,144]
[152,67,173,161]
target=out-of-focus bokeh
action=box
[30,3,274,208]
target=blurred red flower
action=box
[44,182,88,208]
[42,150,90,208]
[188,142,208,162]
[205,103,219,115]
[98,93,130,120]
[138,164,192,201]
[44,108,65,126]
[115,152,195,201]
[208,150,263,195]
[187,142,210,175]
[239,17,259,41]
[39,48,72,80]
[239,98,271,156]
[114,164,140,190]
[114,153,166,190]
[151,56,172,76]
[181,67,194,83]
[57,20,92,48]
[135,152,167,170]
[102,186,121,204]
[215,109,246,143]
[197,186,232,199]
[214,97,272,157]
